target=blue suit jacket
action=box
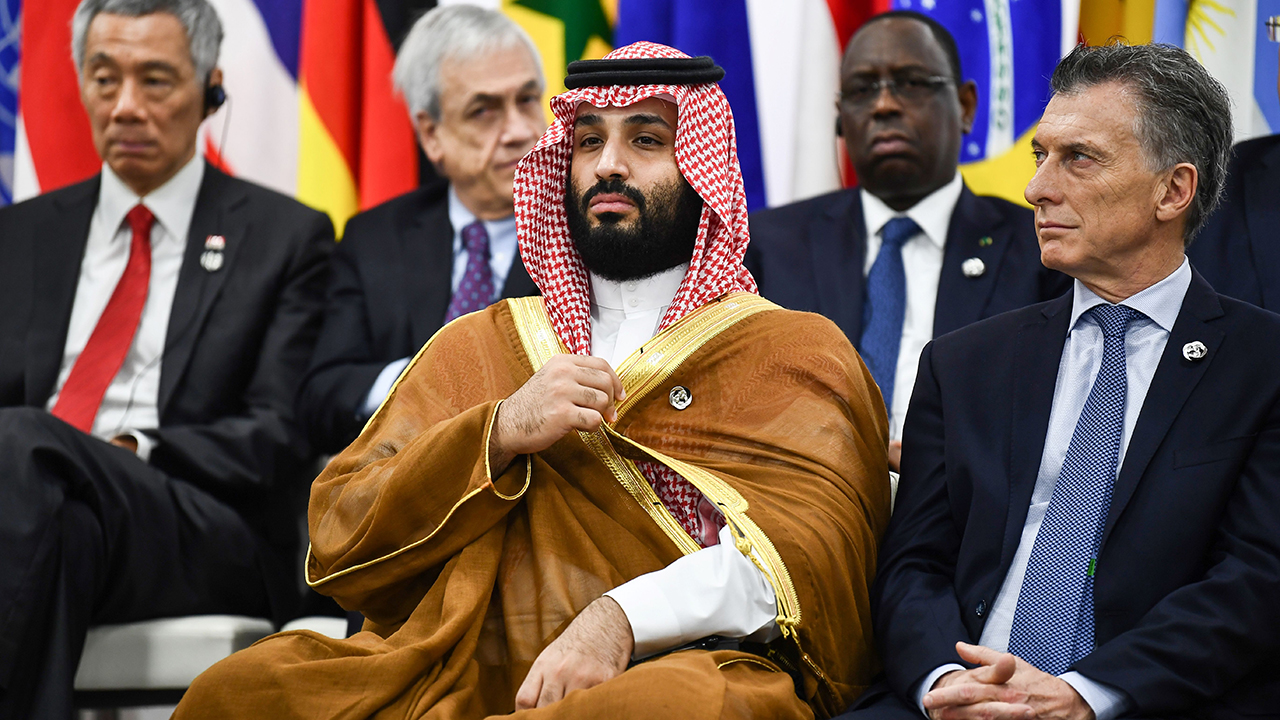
[745,185,1069,345]
[849,271,1280,719]
[1187,134,1280,311]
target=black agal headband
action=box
[564,56,725,89]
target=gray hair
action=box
[72,0,223,83]
[1050,42,1233,245]
[393,5,543,121]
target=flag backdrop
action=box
[1,0,1277,215]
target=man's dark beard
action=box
[565,176,703,282]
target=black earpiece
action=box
[204,84,226,114]
[836,117,843,137]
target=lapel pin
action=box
[978,236,993,247]
[1182,341,1207,362]
[669,385,692,410]
[201,235,225,272]
[200,249,224,272]
[961,257,986,278]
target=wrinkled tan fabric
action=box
[174,299,890,719]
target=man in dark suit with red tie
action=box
[0,1,331,717]
[297,5,545,455]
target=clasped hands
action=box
[924,643,1095,720]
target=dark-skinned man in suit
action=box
[747,11,1069,470]
[0,0,332,717]
[297,4,544,456]
[843,42,1280,720]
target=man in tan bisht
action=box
[175,41,890,720]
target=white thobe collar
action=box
[588,263,689,366]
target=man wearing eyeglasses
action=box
[748,11,1069,471]
[1186,15,1280,311]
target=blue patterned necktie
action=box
[1008,303,1143,674]
[444,221,496,323]
[859,216,920,411]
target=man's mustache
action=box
[580,179,647,212]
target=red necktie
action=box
[52,204,155,433]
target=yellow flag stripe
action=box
[297,81,359,238]
[960,124,1039,208]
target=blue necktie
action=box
[444,221,495,323]
[859,216,920,411]
[1008,304,1142,674]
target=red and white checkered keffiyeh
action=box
[513,41,757,357]
[513,41,753,547]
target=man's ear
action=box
[1155,162,1198,223]
[203,67,225,119]
[415,110,445,167]
[957,80,978,134]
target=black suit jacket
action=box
[1187,133,1280,311]
[0,167,333,600]
[298,181,539,453]
[745,185,1069,344]
[860,271,1280,719]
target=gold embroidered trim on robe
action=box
[507,292,840,698]
[507,292,802,629]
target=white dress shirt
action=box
[361,187,522,418]
[860,172,963,441]
[915,258,1193,719]
[588,266,781,659]
[45,156,206,461]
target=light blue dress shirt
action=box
[916,258,1193,719]
[360,188,521,419]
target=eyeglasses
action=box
[840,74,954,107]
[1268,16,1279,42]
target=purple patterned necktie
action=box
[444,221,496,323]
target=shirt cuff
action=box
[1060,671,1130,720]
[119,429,156,463]
[604,524,778,660]
[915,663,965,716]
[361,357,411,420]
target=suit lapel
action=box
[501,253,539,299]
[934,186,1012,336]
[158,167,247,416]
[1101,272,1224,547]
[1001,295,1073,568]
[404,188,454,347]
[26,178,100,405]
[1244,141,1280,309]
[810,191,867,343]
